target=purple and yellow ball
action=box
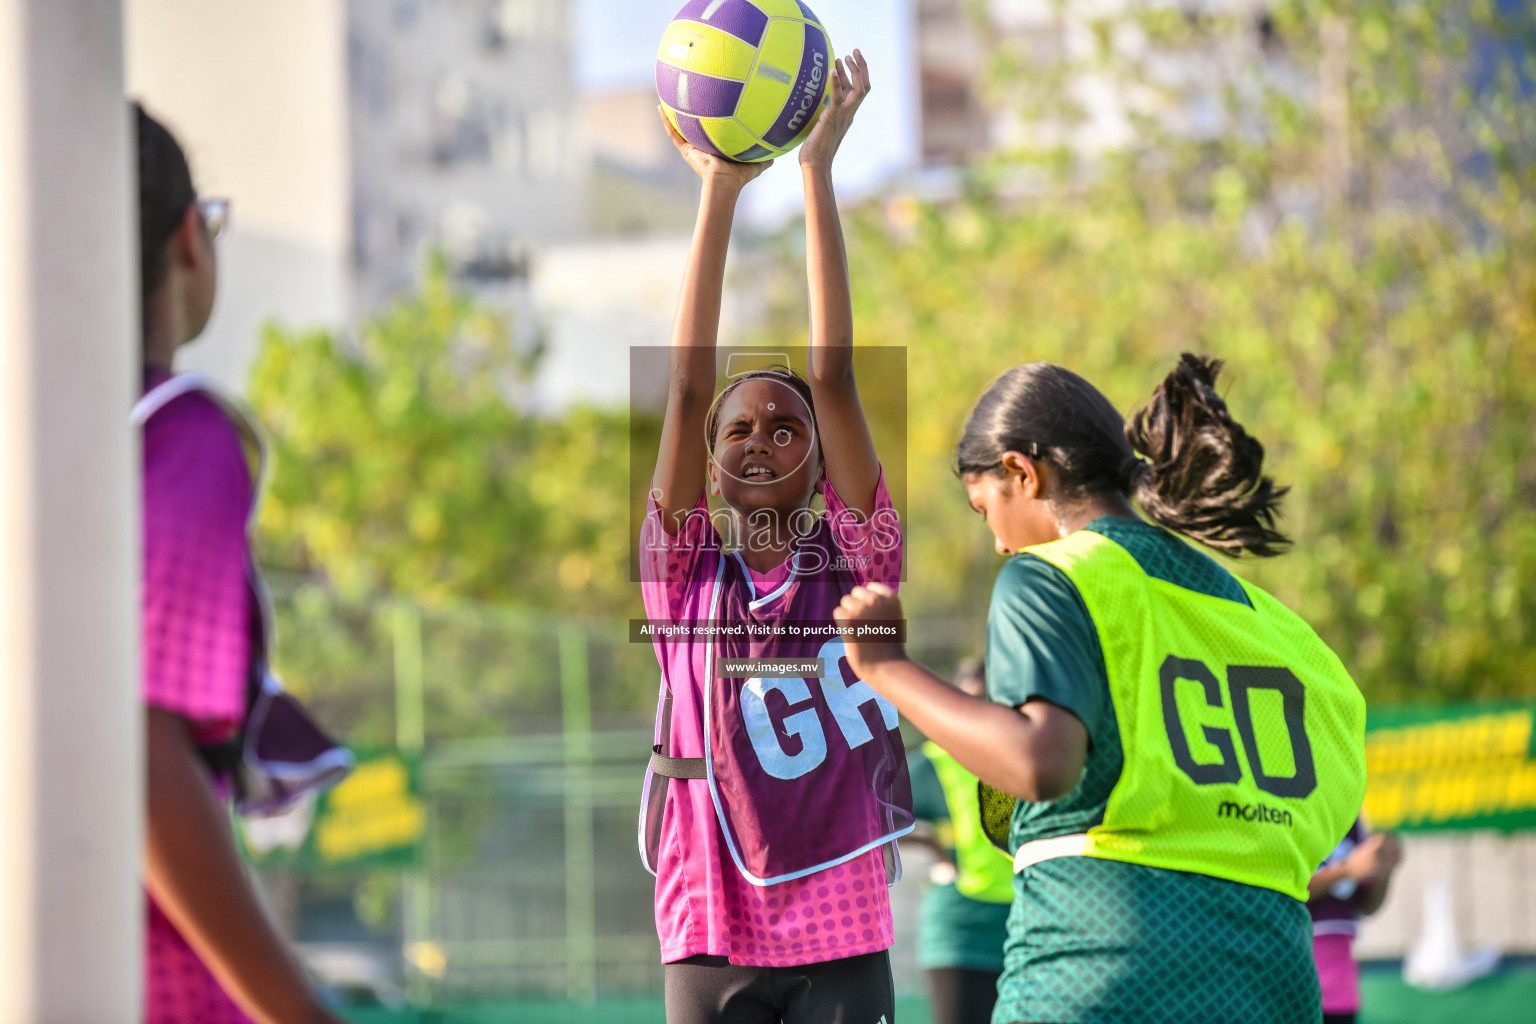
[656,0,833,163]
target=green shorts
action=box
[918,883,1012,972]
[993,857,1320,1024]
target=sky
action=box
[571,0,919,225]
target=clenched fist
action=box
[834,583,906,679]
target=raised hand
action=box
[798,49,871,171]
[659,106,773,192]
[1344,832,1403,882]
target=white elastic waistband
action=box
[1012,833,1089,873]
[1311,920,1360,938]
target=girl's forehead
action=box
[962,471,1000,499]
[718,378,811,420]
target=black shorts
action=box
[663,950,895,1024]
[925,966,1001,1024]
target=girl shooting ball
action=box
[639,51,915,1024]
[835,358,1368,1024]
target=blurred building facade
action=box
[348,0,585,313]
[126,0,353,390]
[576,86,701,237]
[914,0,996,164]
[127,0,702,403]
[913,0,1282,165]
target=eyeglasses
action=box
[197,197,231,244]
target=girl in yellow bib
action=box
[835,356,1366,1024]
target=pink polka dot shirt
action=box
[141,369,256,1024]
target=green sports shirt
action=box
[986,516,1353,1024]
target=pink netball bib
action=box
[703,517,914,885]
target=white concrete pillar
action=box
[0,1,139,1020]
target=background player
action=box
[905,658,1013,1024]
[1309,817,1403,1024]
[137,104,347,1024]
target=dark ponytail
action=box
[1124,354,1289,557]
[134,102,195,297]
[956,355,1289,558]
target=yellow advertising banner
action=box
[1363,704,1536,832]
[239,750,426,869]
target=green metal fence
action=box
[260,578,979,1009]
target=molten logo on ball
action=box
[786,51,826,134]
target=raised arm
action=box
[1307,830,1403,911]
[651,112,772,534]
[798,51,880,517]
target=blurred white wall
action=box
[2,2,138,1015]
[1357,832,1536,960]
[530,235,756,411]
[125,0,351,392]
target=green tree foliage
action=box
[249,262,632,619]
[247,264,660,745]
[819,0,1536,702]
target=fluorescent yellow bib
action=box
[1025,529,1366,902]
[923,742,1015,904]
